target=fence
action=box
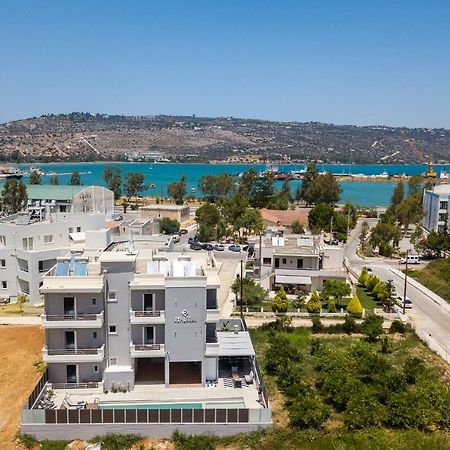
[28,370,48,409]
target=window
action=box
[0,235,6,246]
[110,357,117,365]
[440,201,448,210]
[92,297,97,306]
[108,291,117,302]
[439,213,448,222]
[0,259,5,268]
[108,325,117,334]
[92,332,97,339]
[69,227,73,234]
[93,365,99,373]
[1,281,7,289]
[22,237,33,251]
[76,227,81,232]
[282,258,287,265]
[262,257,271,265]
[297,259,304,269]
[44,235,53,244]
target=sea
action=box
[13,162,449,208]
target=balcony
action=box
[43,344,105,363]
[129,310,165,325]
[130,342,165,358]
[41,312,104,329]
[206,309,220,323]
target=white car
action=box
[397,296,413,309]
[400,255,420,264]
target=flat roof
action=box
[27,184,86,201]
[431,184,450,195]
[140,204,189,211]
[217,331,255,357]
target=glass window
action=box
[1,281,7,289]
[108,325,117,334]
[44,235,53,244]
[0,259,5,268]
[108,291,117,302]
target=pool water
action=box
[99,402,202,410]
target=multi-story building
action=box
[0,211,108,304]
[254,233,347,292]
[22,239,271,439]
[422,184,450,233]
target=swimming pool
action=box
[98,402,202,410]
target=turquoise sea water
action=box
[13,162,447,207]
[98,402,202,410]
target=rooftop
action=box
[430,184,450,195]
[140,204,189,211]
[26,184,87,201]
[261,208,309,226]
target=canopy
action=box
[275,275,312,285]
[217,332,255,357]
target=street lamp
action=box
[240,259,244,319]
[402,249,410,315]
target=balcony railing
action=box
[46,348,100,356]
[134,343,161,351]
[43,345,105,363]
[130,342,165,357]
[129,310,165,324]
[134,311,161,317]
[41,312,104,329]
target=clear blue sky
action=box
[1,0,450,128]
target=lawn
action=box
[408,257,450,303]
[355,285,380,311]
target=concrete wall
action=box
[131,324,165,345]
[45,293,103,316]
[130,290,165,311]
[46,329,105,349]
[47,362,105,384]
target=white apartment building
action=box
[21,239,271,439]
[254,233,348,292]
[0,212,108,304]
[422,184,450,233]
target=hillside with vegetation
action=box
[1,112,449,163]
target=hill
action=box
[1,112,449,164]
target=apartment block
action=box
[422,184,450,233]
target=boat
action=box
[0,165,24,179]
[150,183,156,189]
[440,169,449,180]
[191,187,196,193]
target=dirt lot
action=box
[0,325,45,449]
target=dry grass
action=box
[0,325,45,449]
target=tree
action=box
[359,221,370,247]
[291,220,305,234]
[159,217,180,234]
[321,280,351,303]
[391,181,404,208]
[49,174,59,185]
[124,172,146,208]
[358,267,370,286]
[0,179,28,215]
[305,172,342,205]
[342,200,358,230]
[238,169,258,196]
[249,175,274,208]
[361,314,384,342]
[369,221,402,256]
[410,224,424,254]
[395,194,423,233]
[423,230,450,258]
[308,204,334,234]
[347,294,363,316]
[238,208,264,237]
[195,203,221,241]
[198,174,235,203]
[231,276,268,306]
[17,293,28,314]
[408,176,424,196]
[296,162,318,204]
[381,280,396,313]
[103,166,122,201]
[70,171,81,185]
[272,286,289,313]
[167,176,187,205]
[306,291,322,313]
[29,170,42,185]
[221,193,249,238]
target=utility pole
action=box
[240,259,244,319]
[402,249,410,315]
[330,216,333,243]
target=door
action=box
[143,293,154,312]
[144,327,154,345]
[65,331,76,350]
[274,258,280,269]
[66,365,77,383]
[63,297,75,317]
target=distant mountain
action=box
[0,112,449,164]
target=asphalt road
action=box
[346,219,450,361]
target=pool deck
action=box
[51,377,262,410]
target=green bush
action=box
[17,434,36,450]
[311,316,324,333]
[344,387,387,429]
[327,298,337,313]
[404,357,427,384]
[90,433,141,450]
[40,440,70,450]
[265,333,302,375]
[159,217,180,234]
[380,335,394,354]
[361,314,384,342]
[390,319,406,334]
[272,286,289,313]
[347,294,363,316]
[358,267,370,286]
[343,315,358,334]
[306,291,322,313]
[172,431,217,450]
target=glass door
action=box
[144,327,154,345]
[143,293,154,312]
[66,365,77,383]
[65,331,76,350]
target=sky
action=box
[1,0,450,128]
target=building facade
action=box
[139,204,191,223]
[422,184,450,233]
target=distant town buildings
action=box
[422,184,450,233]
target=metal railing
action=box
[46,348,102,356]
[51,382,99,390]
[133,311,162,317]
[44,313,100,321]
[134,344,161,351]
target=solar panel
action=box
[74,262,88,276]
[55,262,69,276]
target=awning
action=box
[275,275,312,285]
[69,232,86,243]
[217,332,255,357]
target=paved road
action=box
[346,219,450,362]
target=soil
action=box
[0,325,45,449]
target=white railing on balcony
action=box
[129,310,165,324]
[43,344,105,363]
[130,342,165,357]
[41,311,104,328]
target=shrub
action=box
[17,434,36,450]
[294,290,306,309]
[159,217,180,234]
[380,336,394,354]
[272,286,289,313]
[344,387,387,429]
[306,291,322,313]
[343,315,357,334]
[361,314,384,342]
[172,431,217,450]
[90,433,141,450]
[310,338,321,355]
[404,357,427,384]
[358,267,370,286]
[265,334,302,375]
[327,298,337,313]
[273,315,293,332]
[347,294,363,317]
[366,275,380,292]
[291,220,305,234]
[390,319,406,334]
[311,317,324,333]
[321,280,351,302]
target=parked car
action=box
[229,244,241,252]
[214,244,225,251]
[400,255,421,264]
[172,235,180,243]
[202,243,214,251]
[111,213,123,221]
[397,296,413,309]
[190,242,202,250]
[179,228,188,235]
[188,237,195,244]
[366,267,373,274]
